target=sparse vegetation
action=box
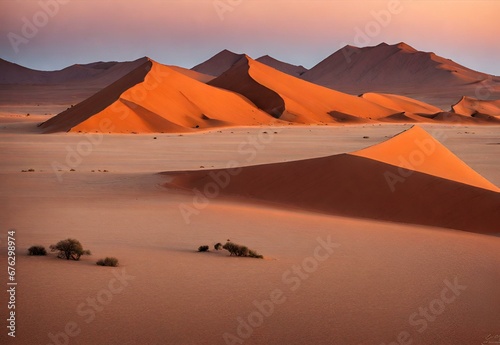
[214,243,222,251]
[28,245,47,256]
[198,245,209,252]
[49,238,91,260]
[222,241,262,258]
[96,257,119,267]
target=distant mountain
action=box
[0,57,148,87]
[300,42,500,108]
[256,55,308,77]
[302,42,489,89]
[192,50,308,78]
[191,49,245,77]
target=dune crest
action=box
[452,96,500,117]
[351,126,499,192]
[164,126,499,233]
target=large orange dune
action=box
[209,55,399,123]
[163,126,499,233]
[41,59,280,133]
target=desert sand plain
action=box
[0,116,499,345]
[1,42,500,345]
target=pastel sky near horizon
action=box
[1,0,499,75]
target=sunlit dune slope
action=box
[352,126,499,192]
[164,126,499,233]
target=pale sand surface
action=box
[0,120,499,344]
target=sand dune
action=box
[452,96,500,116]
[209,56,398,123]
[164,126,499,233]
[352,126,499,192]
[41,59,279,133]
[361,92,442,114]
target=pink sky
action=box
[1,0,499,75]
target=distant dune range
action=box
[163,126,499,234]
[2,42,500,127]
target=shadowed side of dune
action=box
[40,60,153,133]
[164,154,499,233]
[208,57,285,117]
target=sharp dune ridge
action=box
[163,126,500,233]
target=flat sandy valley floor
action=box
[0,117,499,345]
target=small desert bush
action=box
[96,257,119,267]
[27,245,47,256]
[198,245,209,252]
[214,243,222,251]
[50,238,91,260]
[223,242,262,259]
